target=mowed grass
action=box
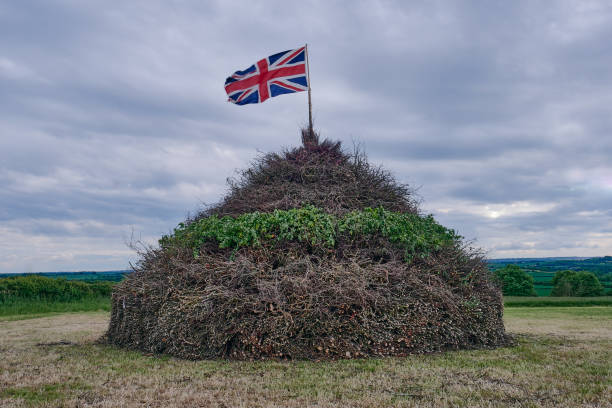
[1,307,610,407]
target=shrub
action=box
[551,270,604,297]
[0,275,115,304]
[494,265,537,296]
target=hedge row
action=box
[0,275,114,304]
[504,296,612,307]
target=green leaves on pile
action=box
[338,208,460,260]
[160,206,460,262]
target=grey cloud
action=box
[1,0,612,272]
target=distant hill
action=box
[487,257,589,263]
[487,256,612,273]
[0,270,131,282]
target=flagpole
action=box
[305,43,313,136]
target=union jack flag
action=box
[224,46,309,105]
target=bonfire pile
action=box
[106,129,508,360]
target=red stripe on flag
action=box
[257,59,270,102]
[224,65,306,94]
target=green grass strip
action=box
[504,296,612,307]
[0,296,111,318]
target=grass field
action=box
[0,307,610,407]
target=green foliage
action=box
[494,265,537,296]
[488,257,612,297]
[160,206,460,262]
[337,208,458,259]
[574,272,604,296]
[599,271,612,283]
[550,270,575,296]
[551,270,604,297]
[0,275,114,304]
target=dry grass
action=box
[504,307,612,340]
[1,307,610,407]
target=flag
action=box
[224,46,309,105]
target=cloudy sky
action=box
[1,0,611,273]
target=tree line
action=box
[494,265,608,297]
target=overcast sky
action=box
[1,0,611,273]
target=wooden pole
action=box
[305,43,313,135]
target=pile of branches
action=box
[106,129,508,360]
[202,128,418,217]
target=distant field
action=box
[488,256,612,296]
[0,307,609,407]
